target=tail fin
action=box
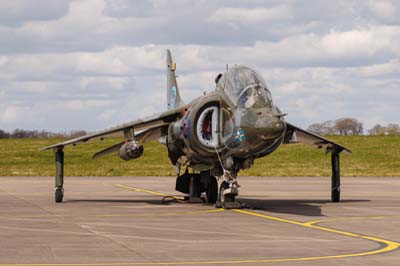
[166,49,184,110]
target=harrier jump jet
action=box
[42,50,351,208]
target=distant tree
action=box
[0,129,10,138]
[334,118,363,135]
[12,129,27,138]
[68,130,87,138]
[369,123,400,135]
[0,129,89,138]
[386,123,400,135]
[307,120,337,135]
[322,120,338,135]
[308,118,363,136]
[369,124,385,135]
[307,123,324,135]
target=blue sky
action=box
[0,0,399,132]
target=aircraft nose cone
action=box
[256,116,286,140]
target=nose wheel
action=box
[215,172,241,209]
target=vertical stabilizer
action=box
[167,49,184,110]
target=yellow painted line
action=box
[2,217,399,266]
[305,224,360,237]
[304,215,400,226]
[114,185,400,262]
[4,186,393,265]
[232,209,400,261]
[114,183,184,202]
[235,209,360,237]
[233,209,304,226]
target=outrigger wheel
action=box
[331,188,340,203]
[55,187,63,203]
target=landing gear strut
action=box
[55,147,64,203]
[331,147,341,203]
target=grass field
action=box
[0,136,399,177]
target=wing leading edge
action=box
[40,108,182,151]
[283,122,352,153]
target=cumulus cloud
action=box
[367,0,400,23]
[0,0,69,27]
[0,0,399,132]
[208,5,293,23]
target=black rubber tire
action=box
[55,188,63,203]
[190,176,201,198]
[206,176,218,204]
[331,188,340,202]
[218,181,235,203]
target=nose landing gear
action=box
[215,170,241,209]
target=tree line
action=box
[307,118,400,136]
[0,118,399,138]
[0,129,87,139]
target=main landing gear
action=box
[175,170,218,204]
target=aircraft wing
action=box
[283,122,351,153]
[41,108,182,151]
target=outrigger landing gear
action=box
[55,147,64,203]
[331,146,342,203]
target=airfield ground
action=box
[0,176,399,266]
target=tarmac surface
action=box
[0,176,399,266]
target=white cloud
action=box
[208,5,293,23]
[0,0,69,27]
[0,106,34,124]
[0,0,399,132]
[367,0,399,23]
[61,99,114,110]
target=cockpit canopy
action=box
[217,66,273,108]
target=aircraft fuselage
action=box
[166,66,286,176]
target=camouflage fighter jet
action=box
[42,50,351,208]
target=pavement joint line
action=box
[118,184,400,263]
[233,209,400,259]
[2,184,399,266]
[96,208,224,217]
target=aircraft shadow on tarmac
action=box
[238,198,370,217]
[66,198,176,205]
[66,197,370,217]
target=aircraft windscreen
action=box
[238,85,273,109]
[217,66,270,106]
